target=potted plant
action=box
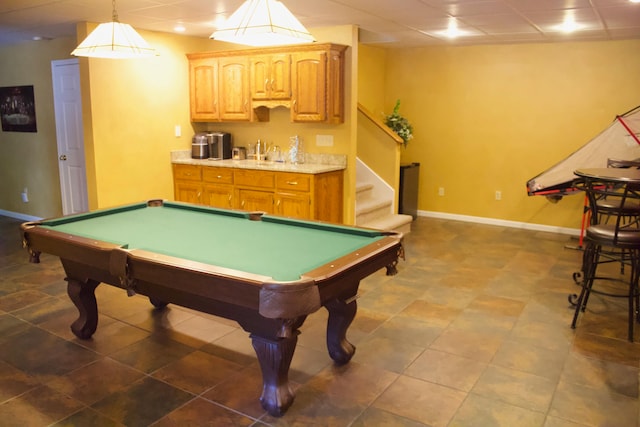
[385,99,413,147]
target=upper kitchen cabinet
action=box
[187,53,253,122]
[187,44,347,124]
[188,56,219,121]
[291,44,346,124]
[218,56,251,121]
[250,53,291,104]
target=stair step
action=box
[356,199,391,216]
[356,183,374,194]
[359,214,413,234]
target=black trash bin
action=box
[399,162,420,220]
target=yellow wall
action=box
[383,39,640,229]
[0,37,76,218]
[77,24,212,209]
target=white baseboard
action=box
[419,210,581,236]
[0,209,42,222]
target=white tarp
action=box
[527,105,640,196]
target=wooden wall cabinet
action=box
[187,54,252,122]
[250,53,291,102]
[173,164,343,222]
[188,57,219,121]
[187,43,346,124]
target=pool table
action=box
[21,200,403,416]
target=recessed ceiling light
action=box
[554,12,583,33]
[436,18,470,38]
[174,24,186,33]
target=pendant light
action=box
[211,0,315,47]
[71,0,156,59]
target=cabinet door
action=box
[275,191,311,219]
[237,189,273,212]
[250,56,270,100]
[189,57,218,121]
[269,53,291,100]
[291,51,327,122]
[251,54,291,101]
[219,56,250,121]
[203,184,233,208]
[175,181,202,204]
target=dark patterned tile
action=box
[153,397,255,426]
[152,350,245,394]
[0,384,84,426]
[471,365,557,413]
[109,335,195,373]
[52,407,124,427]
[373,375,466,427]
[352,407,430,427]
[0,360,39,402]
[404,349,486,392]
[560,352,639,398]
[0,326,99,381]
[91,376,194,426]
[430,328,503,362]
[491,339,568,380]
[449,393,545,427]
[46,358,144,405]
[201,364,267,419]
[548,380,638,426]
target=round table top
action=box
[574,168,640,183]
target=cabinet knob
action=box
[217,175,222,179]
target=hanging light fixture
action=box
[71,0,156,59]
[211,0,315,47]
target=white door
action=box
[51,59,88,215]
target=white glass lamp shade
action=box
[211,0,315,47]
[71,22,156,59]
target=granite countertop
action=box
[171,150,346,174]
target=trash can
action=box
[399,162,420,220]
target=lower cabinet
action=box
[173,163,343,222]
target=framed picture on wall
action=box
[0,85,37,133]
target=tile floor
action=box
[1,214,639,426]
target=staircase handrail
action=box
[357,103,403,145]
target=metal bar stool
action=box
[570,168,640,342]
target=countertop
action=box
[171,150,346,174]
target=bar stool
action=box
[570,175,640,341]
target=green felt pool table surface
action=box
[39,201,387,282]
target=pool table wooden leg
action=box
[66,276,100,339]
[250,331,299,417]
[325,297,357,365]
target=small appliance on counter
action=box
[208,132,233,160]
[191,133,209,159]
[232,147,246,160]
[192,132,233,160]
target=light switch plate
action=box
[316,135,333,147]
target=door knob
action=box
[59,155,67,161]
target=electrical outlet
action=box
[495,190,502,200]
[438,187,445,196]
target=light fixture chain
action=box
[112,0,119,22]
